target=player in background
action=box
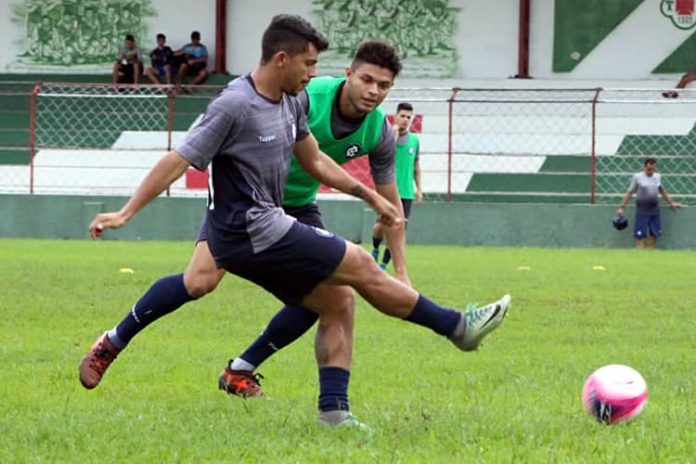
[80,15,510,428]
[372,102,422,269]
[616,157,682,248]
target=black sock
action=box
[318,366,350,412]
[239,306,319,367]
[372,236,382,249]
[382,248,392,266]
[405,294,461,336]
[110,273,196,348]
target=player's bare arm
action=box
[89,151,190,238]
[414,159,423,203]
[375,182,410,285]
[617,190,633,215]
[294,134,401,226]
[659,186,683,210]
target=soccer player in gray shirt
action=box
[80,15,511,428]
[617,157,682,248]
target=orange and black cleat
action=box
[218,365,264,398]
[79,332,121,389]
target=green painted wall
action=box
[553,0,644,73]
[653,30,696,73]
[1,194,694,249]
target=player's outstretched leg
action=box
[79,241,223,389]
[79,273,197,388]
[308,242,511,351]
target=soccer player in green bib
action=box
[372,102,422,269]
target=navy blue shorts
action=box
[197,203,325,242]
[216,220,346,306]
[634,212,662,239]
[199,203,342,306]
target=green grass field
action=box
[1,239,695,462]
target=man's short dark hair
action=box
[351,40,402,77]
[645,157,657,166]
[397,102,413,113]
[156,33,166,41]
[191,31,201,40]
[125,34,135,42]
[261,14,329,63]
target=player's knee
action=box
[184,272,221,298]
[332,287,355,314]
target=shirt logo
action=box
[344,143,362,159]
[257,134,276,143]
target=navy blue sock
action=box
[406,294,461,336]
[110,273,196,348]
[239,306,319,368]
[372,236,382,249]
[318,367,350,412]
[382,248,392,266]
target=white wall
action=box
[149,0,216,67]
[0,0,688,79]
[226,0,520,78]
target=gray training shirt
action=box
[176,75,310,255]
[629,171,662,215]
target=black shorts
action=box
[186,62,207,75]
[216,221,346,306]
[401,199,413,220]
[197,203,325,242]
[199,203,343,306]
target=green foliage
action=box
[1,240,695,462]
[11,0,156,66]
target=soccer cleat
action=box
[318,411,371,431]
[379,262,387,270]
[449,294,511,351]
[79,332,121,389]
[371,248,380,262]
[218,365,264,398]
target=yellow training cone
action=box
[592,265,606,271]
[119,268,135,274]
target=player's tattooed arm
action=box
[349,184,368,200]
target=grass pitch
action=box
[1,239,694,462]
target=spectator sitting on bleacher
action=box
[662,64,696,99]
[112,34,143,85]
[145,33,175,86]
[175,31,208,92]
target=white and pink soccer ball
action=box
[582,364,648,425]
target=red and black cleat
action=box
[79,332,121,389]
[218,365,264,398]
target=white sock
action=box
[229,357,256,372]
